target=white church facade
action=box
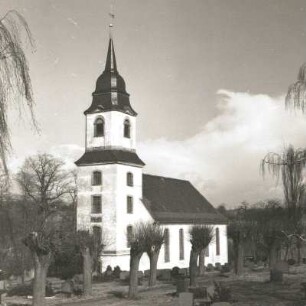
[76,36,228,271]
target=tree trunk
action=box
[199,249,205,276]
[128,252,142,299]
[82,247,92,297]
[269,245,278,269]
[149,250,159,287]
[32,253,50,306]
[234,243,244,275]
[189,249,199,287]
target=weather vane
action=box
[109,0,115,37]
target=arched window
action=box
[127,196,133,214]
[216,228,220,256]
[179,228,184,260]
[124,119,131,138]
[127,225,133,248]
[164,228,170,262]
[94,117,104,137]
[92,171,102,186]
[127,172,133,186]
[92,195,102,214]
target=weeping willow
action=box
[285,63,306,112]
[0,10,36,174]
[261,145,306,224]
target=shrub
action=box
[113,266,121,278]
[7,283,54,297]
[214,262,222,271]
[287,258,296,266]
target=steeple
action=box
[84,37,137,116]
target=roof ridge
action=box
[143,173,190,183]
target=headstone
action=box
[180,268,188,276]
[270,269,283,282]
[144,270,150,277]
[0,281,4,290]
[176,277,189,294]
[137,271,144,278]
[179,292,193,306]
[273,261,289,273]
[160,269,171,281]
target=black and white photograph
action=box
[0,1,306,305]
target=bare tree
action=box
[141,222,164,287]
[286,63,306,112]
[16,154,72,306]
[75,228,106,297]
[189,225,214,286]
[261,145,306,263]
[127,223,147,299]
[0,10,37,175]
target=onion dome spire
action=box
[84,26,137,116]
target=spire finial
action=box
[109,0,115,39]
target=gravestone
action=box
[0,281,4,290]
[273,261,289,273]
[160,269,171,281]
[179,292,193,306]
[176,277,189,294]
[207,285,215,298]
[270,269,283,282]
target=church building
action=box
[75,33,228,271]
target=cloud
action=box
[139,90,306,207]
[8,90,306,208]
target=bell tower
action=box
[75,27,146,270]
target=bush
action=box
[287,258,296,266]
[113,266,121,278]
[214,262,222,271]
[7,283,54,297]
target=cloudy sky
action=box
[1,0,306,207]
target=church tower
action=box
[75,33,147,269]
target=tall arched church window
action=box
[179,228,184,260]
[164,228,170,262]
[124,119,131,138]
[92,171,102,186]
[216,228,220,256]
[94,117,104,137]
[127,172,133,186]
[127,225,133,248]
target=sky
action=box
[1,0,306,207]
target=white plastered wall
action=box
[86,111,136,150]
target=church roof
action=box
[75,149,145,167]
[142,174,227,224]
[84,38,137,116]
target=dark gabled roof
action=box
[75,150,145,167]
[84,38,137,116]
[142,174,227,224]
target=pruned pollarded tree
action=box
[16,154,72,306]
[75,228,106,297]
[127,222,147,299]
[189,225,214,286]
[0,10,37,175]
[286,63,306,112]
[261,145,306,263]
[141,222,164,287]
